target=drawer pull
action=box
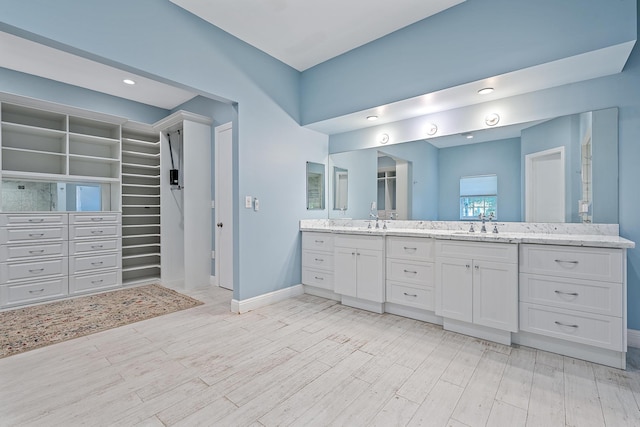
[28,233,44,237]
[91,245,104,249]
[474,265,479,270]
[314,276,324,281]
[314,258,324,262]
[91,279,104,284]
[555,321,579,328]
[555,290,579,297]
[403,269,418,274]
[555,259,579,264]
[29,268,45,273]
[403,292,418,297]
[466,264,470,269]
[315,240,324,244]
[403,247,417,251]
[29,249,45,254]
[28,288,45,293]
[91,230,104,234]
[28,218,44,223]
[91,217,104,222]
[91,261,104,266]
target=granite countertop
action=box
[300,222,635,249]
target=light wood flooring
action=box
[1,285,640,426]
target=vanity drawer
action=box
[302,268,334,290]
[1,257,68,282]
[519,273,623,317]
[520,244,623,283]
[70,213,120,224]
[436,240,517,264]
[520,302,623,351]
[302,232,334,252]
[70,270,120,294]
[386,259,434,286]
[1,277,68,307]
[386,282,434,311]
[70,238,120,255]
[302,250,334,270]
[69,224,120,240]
[0,226,67,243]
[0,241,67,262]
[0,213,67,227]
[386,236,434,261]
[70,252,119,274]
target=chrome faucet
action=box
[468,222,475,232]
[479,213,487,233]
[369,212,380,229]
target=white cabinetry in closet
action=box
[121,124,161,285]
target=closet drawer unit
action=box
[70,213,120,224]
[519,273,623,317]
[1,241,67,262]
[0,226,67,244]
[386,259,434,287]
[520,244,623,283]
[302,268,334,290]
[69,224,120,240]
[1,257,68,283]
[302,232,334,252]
[1,277,68,307]
[386,282,435,311]
[70,252,120,274]
[386,236,434,262]
[70,238,120,255]
[0,213,67,227]
[436,240,517,263]
[520,302,623,351]
[302,250,334,271]
[70,270,120,294]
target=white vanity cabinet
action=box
[334,234,384,312]
[436,240,518,335]
[385,236,435,311]
[0,213,69,307]
[519,244,626,355]
[301,232,334,291]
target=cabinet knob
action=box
[465,264,470,269]
[474,265,479,270]
[217,222,223,228]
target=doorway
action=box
[525,147,565,222]
[215,122,234,290]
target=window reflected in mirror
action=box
[1,179,110,212]
[460,175,497,220]
[306,162,325,210]
[333,167,348,211]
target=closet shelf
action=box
[121,173,161,179]
[69,132,120,146]
[123,264,161,273]
[122,150,160,158]
[122,243,161,249]
[2,146,65,157]
[123,253,160,261]
[1,121,67,137]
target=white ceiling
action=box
[170,0,466,72]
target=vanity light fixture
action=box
[366,115,379,121]
[478,87,494,95]
[425,123,438,136]
[123,79,136,85]
[378,133,390,144]
[484,113,500,126]
[462,132,474,139]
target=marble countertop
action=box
[300,221,635,249]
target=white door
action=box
[525,147,565,222]
[215,122,233,290]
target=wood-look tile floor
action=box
[1,286,640,427]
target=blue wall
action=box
[438,138,521,221]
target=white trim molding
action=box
[230,284,304,314]
[628,329,640,348]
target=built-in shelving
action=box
[120,126,161,285]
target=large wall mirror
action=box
[328,108,618,223]
[1,179,112,212]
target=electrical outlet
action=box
[211,200,215,208]
[211,250,215,259]
[245,196,252,208]
[254,198,260,211]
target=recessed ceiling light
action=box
[123,79,136,85]
[366,115,378,121]
[478,87,494,95]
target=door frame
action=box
[214,121,233,290]
[525,146,565,222]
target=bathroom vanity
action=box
[300,220,634,369]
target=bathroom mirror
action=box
[328,108,618,223]
[306,161,325,210]
[333,167,348,211]
[1,179,111,212]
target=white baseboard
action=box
[210,275,217,286]
[230,284,304,314]
[628,329,640,348]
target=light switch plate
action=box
[245,196,252,208]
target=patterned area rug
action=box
[0,284,203,358]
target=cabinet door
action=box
[334,246,357,297]
[473,260,518,332]
[356,248,384,303]
[436,257,472,322]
